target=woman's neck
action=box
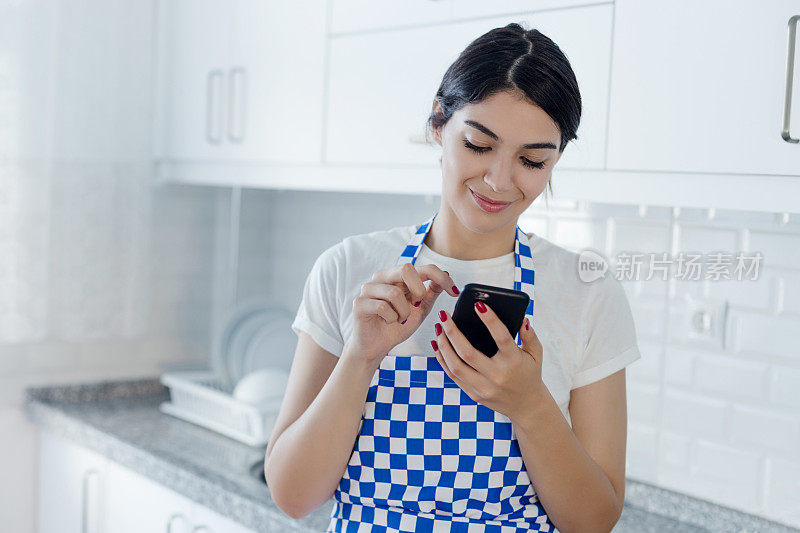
[423,205,517,261]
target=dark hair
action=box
[426,22,582,202]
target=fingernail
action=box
[401,319,407,324]
[414,300,421,307]
[475,301,487,313]
[438,310,447,322]
[525,318,530,330]
[452,285,460,295]
[435,323,442,336]
[431,340,438,351]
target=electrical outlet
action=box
[668,294,729,349]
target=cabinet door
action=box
[325,4,612,170]
[37,431,107,533]
[190,502,257,533]
[155,0,231,160]
[607,0,800,176]
[330,0,453,33]
[453,0,600,21]
[225,0,326,164]
[105,460,194,533]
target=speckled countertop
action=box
[24,377,798,533]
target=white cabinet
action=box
[331,0,453,34]
[38,431,257,533]
[325,3,613,170]
[155,0,327,164]
[330,0,596,33]
[607,0,800,176]
[191,501,257,533]
[104,459,195,533]
[155,0,231,160]
[38,430,108,533]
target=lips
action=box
[470,189,510,206]
[470,188,512,213]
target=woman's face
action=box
[431,90,563,230]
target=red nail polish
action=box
[438,310,447,322]
[431,340,438,351]
[401,319,407,324]
[452,285,460,295]
[525,318,530,330]
[475,301,487,313]
[414,300,421,307]
[435,323,442,336]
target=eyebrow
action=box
[464,119,557,150]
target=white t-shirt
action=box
[291,223,641,427]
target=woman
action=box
[265,22,641,532]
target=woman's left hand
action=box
[431,302,548,421]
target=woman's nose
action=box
[483,158,514,191]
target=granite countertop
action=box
[24,377,798,533]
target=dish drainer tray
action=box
[159,370,281,447]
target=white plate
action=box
[242,309,296,375]
[212,300,274,389]
[226,311,272,388]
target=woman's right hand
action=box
[343,263,459,368]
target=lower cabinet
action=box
[37,430,256,533]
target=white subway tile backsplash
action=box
[729,404,800,456]
[770,367,800,409]
[728,309,800,360]
[693,354,769,403]
[550,217,607,253]
[658,431,691,470]
[690,440,763,512]
[777,269,800,315]
[748,231,800,270]
[611,219,672,258]
[765,458,800,526]
[663,347,697,388]
[627,381,661,425]
[626,424,658,481]
[661,388,727,440]
[676,225,740,257]
[706,278,774,313]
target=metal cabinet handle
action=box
[167,513,188,533]
[228,67,246,143]
[782,15,799,143]
[81,469,100,533]
[206,69,224,145]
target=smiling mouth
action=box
[469,188,514,213]
[470,189,511,205]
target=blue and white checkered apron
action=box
[327,211,556,532]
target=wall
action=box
[0,1,216,531]
[255,189,800,529]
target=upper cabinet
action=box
[152,0,800,212]
[154,0,326,164]
[329,0,598,33]
[324,3,613,170]
[606,0,800,176]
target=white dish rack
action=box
[159,370,281,447]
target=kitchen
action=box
[2,0,800,531]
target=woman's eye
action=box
[463,139,545,170]
[463,139,490,153]
[521,158,545,169]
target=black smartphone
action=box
[451,283,530,358]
